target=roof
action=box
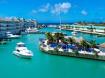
[75,37,84,43]
[17,42,25,45]
[99,43,105,48]
[94,48,100,52]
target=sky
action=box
[0,0,105,23]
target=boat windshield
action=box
[17,49,20,52]
[17,44,25,47]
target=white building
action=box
[0,17,37,39]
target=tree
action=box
[80,40,91,50]
[89,40,97,48]
[59,33,65,42]
[53,32,64,44]
[68,37,76,44]
[46,32,54,44]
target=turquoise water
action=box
[0,27,105,78]
[40,27,105,44]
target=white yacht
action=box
[26,27,39,34]
[6,32,20,39]
[71,31,77,36]
[13,42,33,58]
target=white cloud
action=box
[51,3,61,14]
[30,2,71,15]
[51,2,71,15]
[39,3,50,12]
[30,3,50,15]
[60,2,71,13]
[81,10,88,16]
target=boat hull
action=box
[13,51,32,59]
[7,36,20,39]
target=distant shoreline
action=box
[38,23,105,26]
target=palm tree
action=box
[80,40,91,50]
[68,37,76,44]
[53,33,64,44]
[89,40,97,48]
[45,32,54,44]
[59,33,65,42]
[67,37,79,55]
[53,33,59,43]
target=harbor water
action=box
[0,27,105,78]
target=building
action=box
[99,43,105,52]
[0,17,37,39]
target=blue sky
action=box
[0,0,105,23]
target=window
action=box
[17,49,20,52]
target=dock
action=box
[40,46,105,61]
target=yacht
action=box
[6,32,20,39]
[71,31,77,36]
[13,42,33,58]
[26,27,39,34]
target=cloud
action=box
[30,2,71,15]
[39,3,50,12]
[51,2,71,15]
[81,10,88,16]
[30,3,50,15]
[60,2,71,13]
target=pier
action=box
[60,27,105,36]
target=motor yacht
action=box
[13,42,33,58]
[71,31,77,36]
[26,27,39,34]
[6,32,20,39]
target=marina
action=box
[57,25,105,36]
[0,0,105,78]
[0,27,105,78]
[39,30,105,60]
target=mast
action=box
[59,10,61,26]
[59,7,62,29]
